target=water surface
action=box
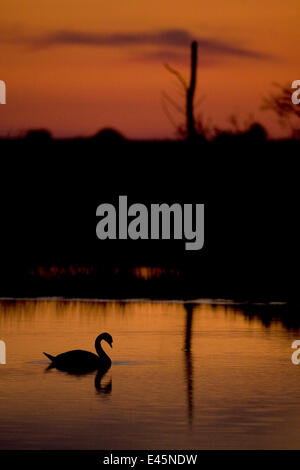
[0,299,299,449]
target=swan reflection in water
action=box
[43,332,113,394]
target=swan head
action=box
[99,332,113,348]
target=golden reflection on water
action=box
[0,299,300,449]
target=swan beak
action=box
[109,342,113,348]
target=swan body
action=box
[43,332,113,373]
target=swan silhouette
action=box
[43,332,113,373]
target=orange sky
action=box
[0,0,299,138]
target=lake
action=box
[0,298,299,450]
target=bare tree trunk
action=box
[186,41,197,140]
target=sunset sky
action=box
[0,0,299,138]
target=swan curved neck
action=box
[95,336,110,361]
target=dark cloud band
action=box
[29,28,270,60]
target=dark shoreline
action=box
[0,136,296,306]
